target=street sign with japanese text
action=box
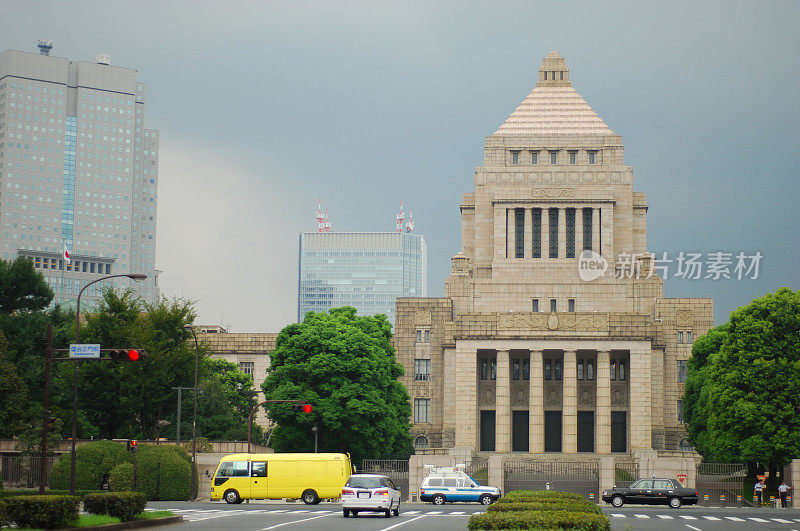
[69,344,100,359]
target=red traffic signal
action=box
[108,349,147,361]
[127,439,138,452]
[291,403,313,414]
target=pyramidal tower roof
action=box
[494,52,614,136]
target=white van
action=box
[419,465,500,505]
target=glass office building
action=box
[298,232,427,325]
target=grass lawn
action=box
[3,510,175,530]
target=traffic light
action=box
[291,403,313,414]
[127,439,138,452]
[108,349,147,361]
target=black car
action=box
[602,478,698,508]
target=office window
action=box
[577,359,584,380]
[588,151,596,164]
[532,298,539,312]
[530,151,538,164]
[618,360,626,381]
[490,359,496,380]
[522,359,530,380]
[686,331,692,343]
[511,150,519,164]
[587,360,594,380]
[416,330,422,342]
[532,208,542,258]
[545,359,552,380]
[415,359,431,381]
[566,208,575,258]
[515,208,525,258]
[239,362,254,377]
[414,399,430,423]
[550,299,557,312]
[569,151,577,164]
[512,359,520,380]
[414,435,429,449]
[549,150,558,164]
[677,360,688,383]
[480,358,489,380]
[678,331,684,343]
[424,330,430,342]
[610,359,617,380]
[549,208,559,257]
[582,208,593,251]
[568,299,576,312]
[554,360,562,380]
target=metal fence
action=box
[1,456,58,489]
[465,456,489,485]
[504,460,599,500]
[360,459,410,501]
[613,461,639,488]
[696,462,747,507]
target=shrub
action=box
[468,509,610,530]
[4,495,80,529]
[497,490,586,504]
[84,492,146,521]
[119,445,195,500]
[49,441,128,491]
[488,500,601,514]
[0,499,6,527]
[109,463,136,492]
[0,489,101,499]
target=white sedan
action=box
[341,474,401,518]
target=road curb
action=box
[62,515,184,530]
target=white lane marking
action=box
[610,513,626,518]
[725,516,745,521]
[634,514,650,518]
[772,518,794,523]
[451,511,465,514]
[261,512,334,530]
[702,516,721,520]
[657,514,675,519]
[426,510,442,514]
[749,517,769,522]
[266,510,288,513]
[378,515,427,531]
[403,510,420,514]
[685,525,703,531]
[679,515,698,519]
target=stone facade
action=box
[395,52,712,458]
[199,329,277,427]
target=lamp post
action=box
[311,424,319,453]
[70,272,146,496]
[183,325,201,501]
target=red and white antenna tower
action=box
[406,209,415,232]
[396,201,405,233]
[315,199,332,232]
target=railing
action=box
[360,459,410,501]
[696,462,747,507]
[1,456,58,488]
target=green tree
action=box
[196,358,263,442]
[262,307,412,463]
[0,331,27,437]
[0,256,53,313]
[682,288,800,473]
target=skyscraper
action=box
[298,231,427,325]
[0,45,159,308]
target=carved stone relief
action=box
[497,312,609,332]
[544,385,562,407]
[479,385,496,406]
[511,383,529,406]
[578,385,595,407]
[415,310,432,326]
[675,310,693,328]
[611,385,628,407]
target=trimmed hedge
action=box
[0,499,6,527]
[3,495,80,529]
[0,489,101,499]
[468,509,610,530]
[49,441,128,491]
[109,462,136,491]
[109,445,195,500]
[488,500,602,514]
[84,491,146,521]
[499,490,585,503]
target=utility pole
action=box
[172,386,193,444]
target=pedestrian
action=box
[778,480,790,508]
[754,478,765,507]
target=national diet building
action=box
[395,52,713,459]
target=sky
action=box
[4,1,799,332]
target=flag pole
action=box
[60,239,65,305]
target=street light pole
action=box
[183,325,201,501]
[70,272,147,496]
[311,424,318,453]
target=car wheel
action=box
[433,494,446,505]
[302,489,319,505]
[342,509,349,518]
[611,495,624,508]
[224,489,241,504]
[352,511,358,517]
[669,497,682,508]
[480,494,493,505]
[384,509,391,518]
[393,503,400,516]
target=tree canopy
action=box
[262,307,412,463]
[0,256,53,313]
[682,288,800,468]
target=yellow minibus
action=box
[210,453,353,504]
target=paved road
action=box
[146,501,800,530]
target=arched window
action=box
[414,435,429,450]
[679,438,694,452]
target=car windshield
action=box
[346,476,382,489]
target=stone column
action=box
[524,208,532,259]
[592,207,601,255]
[563,350,577,454]
[529,349,544,453]
[601,205,614,263]
[494,205,506,261]
[541,207,550,258]
[496,350,511,453]
[629,346,652,450]
[558,207,566,259]
[575,207,584,257]
[596,350,611,454]
[454,343,478,449]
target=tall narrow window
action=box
[554,360,562,380]
[512,359,520,380]
[588,151,596,164]
[415,359,431,381]
[686,331,692,343]
[577,360,584,380]
[566,208,576,258]
[481,359,488,380]
[550,299,557,312]
[677,360,688,383]
[582,208,593,251]
[532,298,539,312]
[515,208,525,258]
[414,399,430,423]
[549,208,559,258]
[511,150,519,164]
[677,400,684,424]
[532,208,542,258]
[678,331,684,343]
[522,359,530,380]
[611,360,617,380]
[569,151,577,164]
[549,150,558,164]
[568,299,576,312]
[587,360,594,380]
[530,151,538,164]
[618,360,626,381]
[545,359,552,380]
[490,359,497,380]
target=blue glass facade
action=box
[298,232,427,325]
[61,116,77,248]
